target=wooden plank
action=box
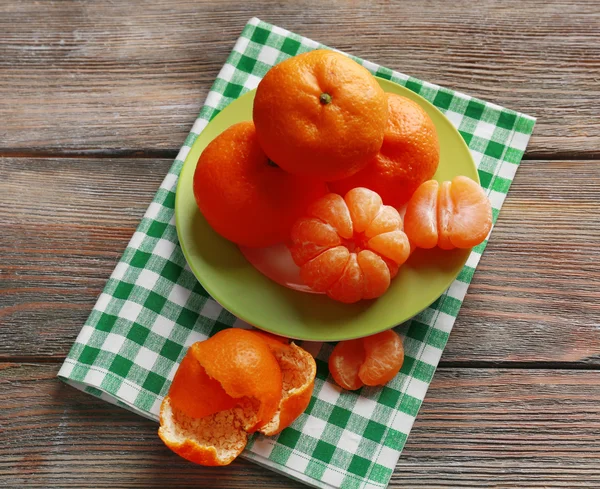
[1,363,599,487]
[1,157,599,362]
[1,0,599,158]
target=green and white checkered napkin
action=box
[58,17,535,489]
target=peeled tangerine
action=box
[404,176,493,250]
[288,188,411,303]
[329,329,404,391]
[159,329,316,466]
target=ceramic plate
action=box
[175,78,478,341]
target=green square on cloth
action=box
[58,17,536,489]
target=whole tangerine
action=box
[330,93,440,208]
[253,49,388,181]
[193,121,327,247]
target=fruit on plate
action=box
[329,329,404,390]
[193,121,327,247]
[330,93,440,208]
[288,188,411,303]
[404,176,492,250]
[159,329,316,466]
[253,49,388,181]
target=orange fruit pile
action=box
[404,176,492,250]
[288,188,411,303]
[159,329,316,466]
[329,329,404,390]
[193,48,492,302]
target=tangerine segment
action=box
[367,230,411,266]
[191,329,283,432]
[403,180,439,249]
[289,218,341,266]
[365,205,403,239]
[358,330,404,386]
[345,187,383,234]
[326,253,364,304]
[168,351,237,419]
[448,176,493,248]
[193,121,327,247]
[329,93,440,208]
[328,329,405,391]
[300,246,350,293]
[159,396,248,466]
[259,342,317,436]
[253,49,388,181]
[404,177,492,250]
[357,250,391,300]
[437,181,454,250]
[307,193,353,240]
[381,257,400,280]
[328,339,365,391]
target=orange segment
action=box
[327,253,364,304]
[403,179,438,249]
[448,175,492,248]
[367,230,411,266]
[289,217,341,266]
[308,193,353,239]
[357,250,391,299]
[191,329,282,432]
[404,177,492,251]
[328,339,365,391]
[168,353,237,419]
[344,187,383,233]
[364,205,402,239]
[300,246,350,292]
[437,180,454,250]
[358,330,404,386]
[381,256,400,279]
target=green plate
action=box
[175,78,478,341]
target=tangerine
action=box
[193,121,327,247]
[328,329,404,391]
[289,188,411,303]
[159,329,317,465]
[330,93,440,208]
[404,176,492,250]
[253,49,388,181]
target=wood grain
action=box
[1,363,599,487]
[1,157,599,363]
[1,0,599,158]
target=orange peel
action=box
[159,329,316,465]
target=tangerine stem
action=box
[319,93,332,105]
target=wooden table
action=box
[2,1,599,487]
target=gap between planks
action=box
[4,355,600,371]
[1,149,599,161]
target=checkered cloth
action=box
[58,17,535,489]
